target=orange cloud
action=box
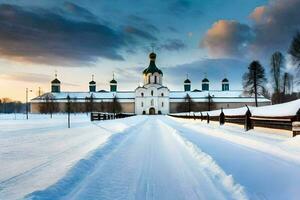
[250,6,266,23]
[201,20,252,58]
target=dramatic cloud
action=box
[62,1,98,22]
[158,39,186,51]
[201,20,253,58]
[123,26,157,41]
[0,4,127,66]
[250,0,300,56]
[0,3,159,66]
[201,0,300,59]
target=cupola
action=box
[143,52,163,85]
[51,72,61,93]
[110,74,117,92]
[222,78,229,91]
[184,74,191,91]
[202,77,209,91]
[89,75,96,92]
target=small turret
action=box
[110,74,117,92]
[184,74,191,91]
[222,78,229,91]
[89,75,96,92]
[202,77,209,91]
[51,72,61,93]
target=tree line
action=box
[38,94,122,115]
[243,32,300,106]
[0,98,25,113]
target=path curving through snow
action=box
[27,117,247,200]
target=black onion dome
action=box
[149,52,156,60]
[51,78,60,84]
[143,52,163,75]
[89,80,96,84]
[110,79,117,84]
[202,78,209,82]
[184,79,191,83]
[222,78,229,82]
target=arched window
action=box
[148,76,150,84]
[151,99,154,106]
[161,102,164,107]
[154,76,157,84]
[161,93,164,97]
[151,90,154,96]
[141,102,144,107]
[141,92,144,97]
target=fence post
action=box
[200,112,203,121]
[292,109,300,137]
[245,106,253,131]
[90,112,93,121]
[207,113,210,124]
[219,108,225,125]
[193,113,196,120]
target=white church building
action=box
[31,52,271,114]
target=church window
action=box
[141,92,144,97]
[151,99,154,106]
[162,102,164,107]
[154,76,157,84]
[161,93,164,97]
[151,90,153,96]
[141,102,144,107]
[148,76,150,84]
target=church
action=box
[30,52,270,114]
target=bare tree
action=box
[270,51,284,104]
[111,96,122,115]
[176,94,195,113]
[282,72,293,95]
[289,32,300,67]
[84,94,94,113]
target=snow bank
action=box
[171,130,248,200]
[0,114,143,200]
[173,99,300,117]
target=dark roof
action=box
[98,90,108,92]
[143,52,163,75]
[184,79,191,83]
[202,78,209,82]
[110,79,117,84]
[193,89,201,92]
[51,78,61,84]
[222,78,229,82]
[89,80,96,84]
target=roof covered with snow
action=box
[169,90,270,103]
[31,90,270,103]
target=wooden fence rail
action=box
[90,112,134,121]
[169,108,300,137]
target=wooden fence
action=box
[90,112,134,121]
[169,108,300,137]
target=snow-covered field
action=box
[1,114,300,200]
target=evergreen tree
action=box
[243,60,267,107]
[270,51,284,104]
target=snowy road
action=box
[27,117,246,200]
[1,115,300,200]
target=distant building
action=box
[31,52,271,114]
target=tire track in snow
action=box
[156,120,248,200]
[25,119,147,200]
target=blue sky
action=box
[0,0,299,101]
